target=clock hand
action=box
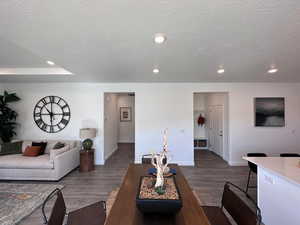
[45,107,51,114]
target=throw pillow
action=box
[0,141,23,156]
[23,146,41,157]
[32,142,47,155]
[53,142,65,149]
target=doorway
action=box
[193,93,229,162]
[103,93,135,165]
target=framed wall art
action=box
[254,97,285,127]
[120,107,131,122]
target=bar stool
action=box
[202,182,262,225]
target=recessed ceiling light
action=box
[154,34,166,44]
[153,68,160,74]
[47,60,55,66]
[217,68,225,74]
[268,68,278,74]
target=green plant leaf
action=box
[0,91,20,142]
[4,91,21,103]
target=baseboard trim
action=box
[95,160,104,165]
[104,145,118,161]
[118,141,135,144]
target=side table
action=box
[80,149,95,172]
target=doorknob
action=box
[219,130,223,137]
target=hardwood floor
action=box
[2,143,257,225]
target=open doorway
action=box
[103,93,135,165]
[193,93,229,163]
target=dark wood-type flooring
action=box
[1,143,257,225]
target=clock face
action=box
[33,96,71,133]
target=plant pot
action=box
[136,176,182,214]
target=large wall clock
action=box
[33,96,71,133]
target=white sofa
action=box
[0,140,80,181]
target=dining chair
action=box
[280,153,300,157]
[141,154,153,164]
[141,154,167,164]
[202,182,262,225]
[42,188,106,225]
[246,153,267,194]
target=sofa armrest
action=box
[53,147,80,179]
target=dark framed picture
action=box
[120,107,131,122]
[254,97,285,127]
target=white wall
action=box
[134,85,194,165]
[104,93,119,160]
[118,94,135,143]
[3,82,300,166]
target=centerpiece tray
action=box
[136,176,182,214]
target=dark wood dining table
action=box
[105,163,211,225]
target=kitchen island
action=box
[243,157,300,225]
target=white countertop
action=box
[243,157,300,186]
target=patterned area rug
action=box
[0,183,64,225]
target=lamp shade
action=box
[80,128,96,139]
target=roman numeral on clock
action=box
[41,98,47,105]
[61,119,68,126]
[50,126,54,133]
[42,124,47,131]
[36,119,43,126]
[63,112,70,116]
[49,96,55,103]
[34,112,41,117]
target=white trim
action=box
[96,159,105,165]
[104,145,118,161]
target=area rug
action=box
[0,183,64,225]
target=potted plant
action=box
[0,91,21,143]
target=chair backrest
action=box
[42,188,66,225]
[280,153,300,157]
[247,153,267,173]
[141,154,152,164]
[141,154,167,164]
[221,182,261,225]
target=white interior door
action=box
[208,105,224,158]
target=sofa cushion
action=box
[0,154,54,169]
[0,141,23,156]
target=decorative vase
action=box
[82,138,93,150]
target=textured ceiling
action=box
[0,0,300,82]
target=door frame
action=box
[103,92,136,164]
[193,92,229,162]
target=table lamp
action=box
[80,128,96,150]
